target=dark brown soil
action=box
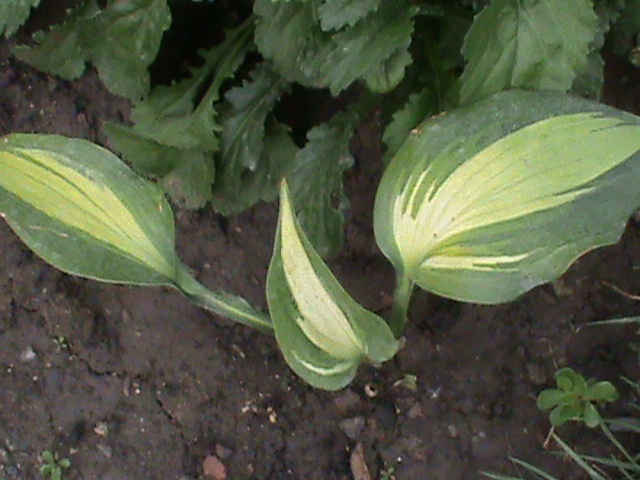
[1,7,640,480]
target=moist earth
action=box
[1,6,640,480]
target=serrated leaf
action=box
[267,181,399,390]
[318,0,382,31]
[105,123,216,209]
[460,0,598,104]
[13,1,97,80]
[254,0,416,95]
[126,19,254,151]
[319,0,417,95]
[0,134,179,284]
[212,66,289,214]
[374,90,640,305]
[106,19,254,209]
[211,119,298,214]
[383,89,438,159]
[0,0,41,37]
[288,112,356,257]
[13,0,171,100]
[254,0,323,86]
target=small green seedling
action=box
[39,450,70,480]
[537,367,619,428]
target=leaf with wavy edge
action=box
[375,90,640,304]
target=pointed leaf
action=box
[14,0,171,100]
[267,181,399,390]
[318,0,382,31]
[374,90,640,304]
[0,134,178,285]
[1,0,41,37]
[212,66,289,214]
[254,0,416,95]
[460,0,598,103]
[288,112,356,257]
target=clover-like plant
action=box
[537,367,619,428]
[2,89,640,389]
[39,450,70,480]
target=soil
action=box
[1,4,640,480]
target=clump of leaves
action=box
[538,367,619,428]
[39,450,70,480]
[1,0,640,391]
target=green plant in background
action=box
[39,450,70,480]
[1,0,640,389]
[484,322,640,480]
[538,367,619,428]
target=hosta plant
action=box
[2,89,640,389]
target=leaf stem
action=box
[390,273,414,337]
[175,264,273,333]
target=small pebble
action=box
[97,443,112,458]
[19,346,36,363]
[203,454,226,480]
[0,447,9,463]
[333,389,361,414]
[214,444,233,460]
[339,416,365,440]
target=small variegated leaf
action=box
[0,134,179,285]
[267,181,399,390]
[374,90,640,304]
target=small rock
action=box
[333,388,361,414]
[94,421,109,437]
[19,346,36,363]
[203,454,227,480]
[214,444,233,460]
[0,447,9,463]
[526,362,547,385]
[350,442,372,480]
[97,443,112,458]
[339,416,365,440]
[407,403,423,419]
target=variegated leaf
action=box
[267,181,399,390]
[0,134,178,284]
[374,90,640,304]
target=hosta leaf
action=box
[0,134,178,285]
[288,112,356,257]
[267,181,399,390]
[1,0,41,37]
[14,0,171,100]
[460,0,598,104]
[212,66,289,214]
[374,90,640,304]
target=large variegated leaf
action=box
[0,134,179,285]
[374,90,640,304]
[267,181,399,390]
